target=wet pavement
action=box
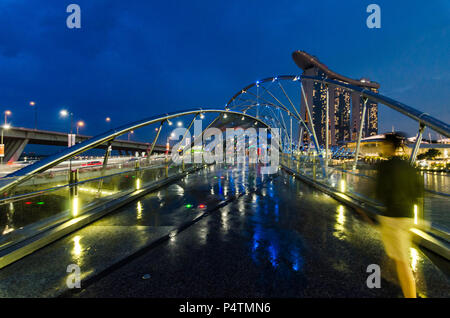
[0,164,448,297]
[73,164,448,298]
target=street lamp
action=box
[177,121,183,127]
[30,101,37,129]
[60,109,74,134]
[1,124,11,165]
[128,130,134,141]
[4,110,11,125]
[76,121,85,135]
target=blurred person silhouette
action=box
[375,132,424,298]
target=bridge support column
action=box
[5,138,29,163]
[410,123,425,165]
[147,120,165,164]
[69,169,79,217]
[325,85,329,169]
[97,142,113,196]
[353,97,368,170]
[312,156,316,181]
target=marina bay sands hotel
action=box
[293,51,380,146]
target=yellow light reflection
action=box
[72,197,79,217]
[340,179,346,192]
[78,186,115,196]
[72,235,82,257]
[333,205,346,240]
[137,201,143,220]
[136,178,141,190]
[410,247,419,272]
[413,204,418,225]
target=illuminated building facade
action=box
[293,51,380,147]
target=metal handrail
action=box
[226,74,449,138]
[0,161,171,205]
[0,109,271,195]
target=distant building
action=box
[292,51,380,146]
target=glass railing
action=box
[280,153,450,233]
[0,157,199,252]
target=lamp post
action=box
[76,121,85,135]
[1,124,11,165]
[60,109,74,134]
[30,101,37,129]
[4,110,11,125]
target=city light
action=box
[29,101,35,106]
[76,121,85,134]
[414,204,418,225]
[60,109,69,117]
[339,179,346,192]
[4,110,11,125]
[177,121,183,127]
[106,117,111,122]
[72,197,79,217]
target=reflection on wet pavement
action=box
[73,164,449,298]
[0,163,448,297]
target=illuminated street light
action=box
[105,117,111,130]
[76,121,85,135]
[177,121,183,127]
[0,123,11,165]
[30,101,37,129]
[4,110,11,125]
[128,130,134,141]
[60,109,74,134]
[199,113,205,119]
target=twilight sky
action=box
[0,0,449,145]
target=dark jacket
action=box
[375,157,424,218]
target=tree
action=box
[417,149,441,160]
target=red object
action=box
[25,202,32,205]
[82,161,102,167]
[198,204,206,209]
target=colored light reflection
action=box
[185,204,193,208]
[25,202,32,205]
[198,204,206,209]
[339,179,346,192]
[136,178,141,190]
[72,197,79,217]
[37,201,45,205]
[72,235,82,257]
[137,201,143,220]
[413,204,418,225]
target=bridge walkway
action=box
[0,164,448,297]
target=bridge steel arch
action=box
[0,109,272,195]
[225,74,450,167]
